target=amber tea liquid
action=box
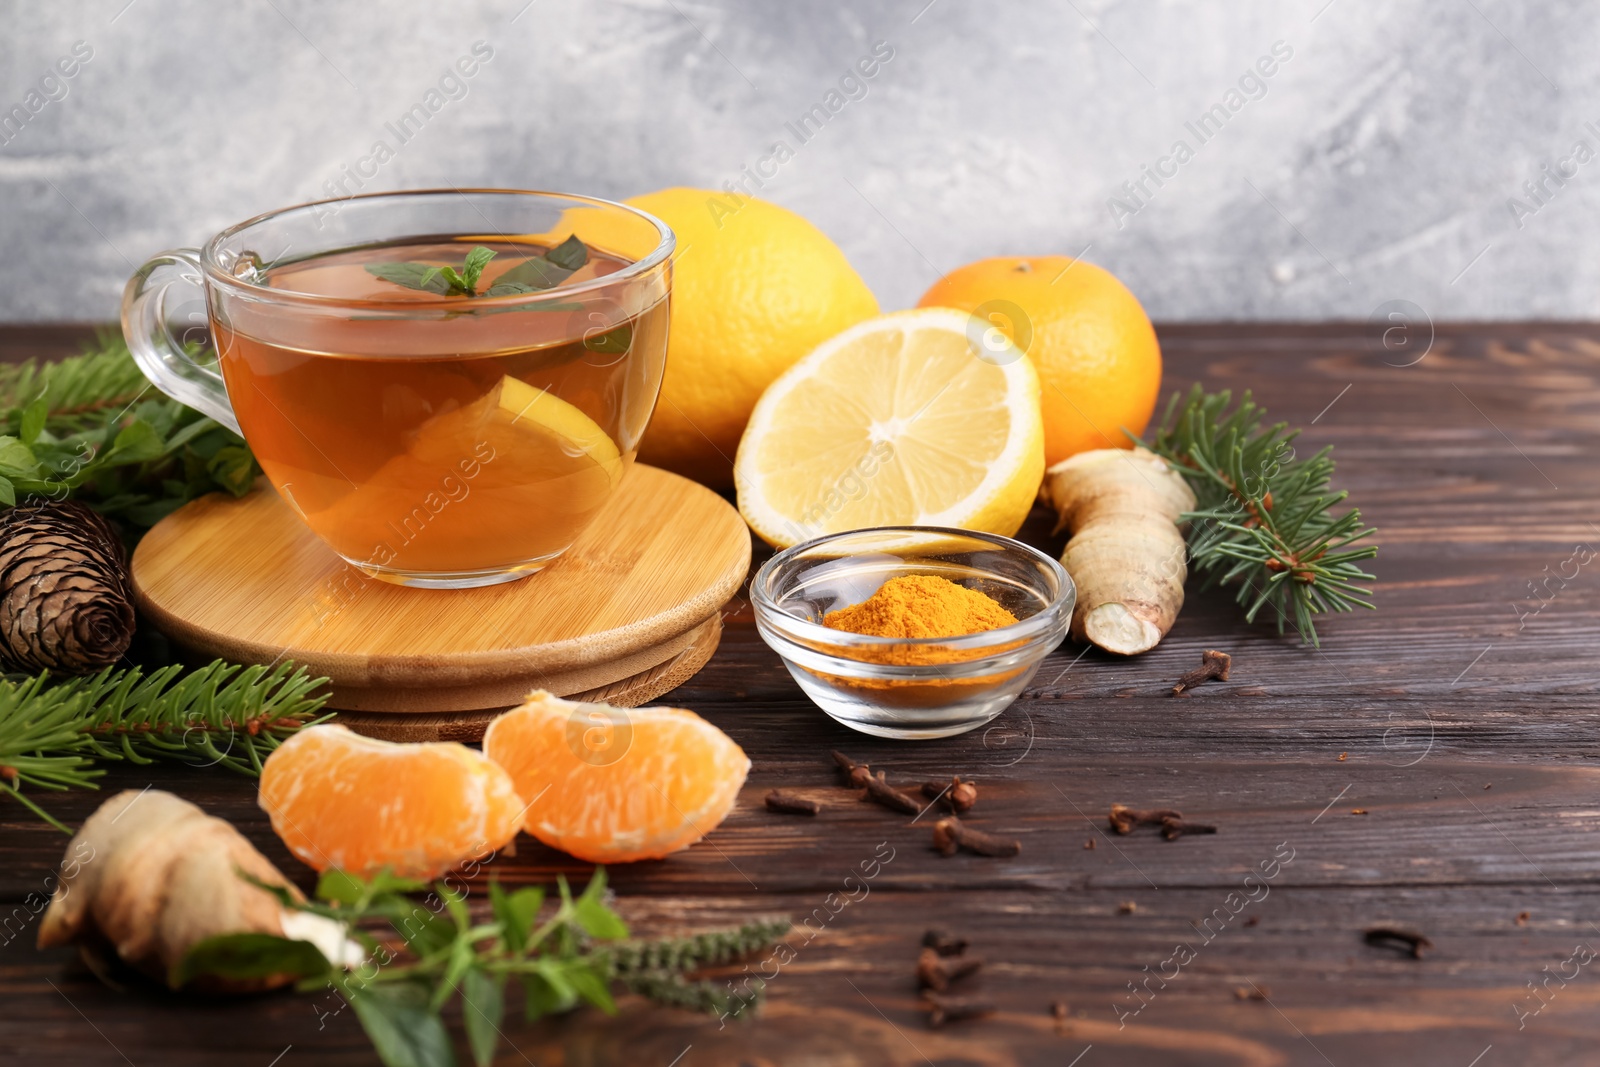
[213,238,668,584]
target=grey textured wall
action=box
[2,1,1596,322]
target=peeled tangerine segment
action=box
[481,690,750,864]
[258,724,524,879]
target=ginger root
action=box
[37,789,353,992]
[1041,447,1196,655]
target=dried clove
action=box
[831,750,872,787]
[765,790,820,816]
[917,947,984,991]
[1516,911,1531,926]
[862,770,921,815]
[1160,816,1217,840]
[1108,804,1183,834]
[1364,926,1433,960]
[924,992,995,1028]
[921,776,978,814]
[1171,649,1231,695]
[932,816,1021,857]
[922,928,969,956]
[1233,985,1270,1001]
[1083,838,1096,850]
[1118,900,1138,914]
[1050,999,1070,1020]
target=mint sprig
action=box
[366,236,588,299]
[485,234,588,295]
[178,868,788,1067]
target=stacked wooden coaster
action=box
[131,464,750,741]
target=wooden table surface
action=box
[4,322,1599,1067]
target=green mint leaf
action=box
[318,869,428,907]
[107,420,165,463]
[574,869,628,941]
[435,266,474,296]
[460,246,497,291]
[461,968,506,1067]
[489,881,543,954]
[366,262,452,295]
[431,937,478,1013]
[316,870,369,905]
[574,897,629,941]
[0,436,40,479]
[441,883,473,933]
[392,901,456,957]
[544,233,589,272]
[523,960,579,1018]
[485,234,589,295]
[341,978,458,1067]
[171,932,332,989]
[564,962,618,1015]
[19,393,47,445]
[482,280,535,296]
[0,476,15,507]
[583,324,633,356]
[207,444,257,496]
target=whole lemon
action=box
[627,189,879,487]
[917,257,1162,466]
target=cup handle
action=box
[121,248,241,435]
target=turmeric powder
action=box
[824,575,1017,638]
[813,575,1023,701]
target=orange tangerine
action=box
[918,256,1162,466]
[481,691,749,863]
[258,724,523,879]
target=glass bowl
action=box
[750,527,1074,739]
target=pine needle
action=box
[0,661,330,831]
[1147,386,1378,646]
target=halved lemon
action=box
[734,308,1045,548]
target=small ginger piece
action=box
[1041,448,1196,655]
[37,789,353,992]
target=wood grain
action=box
[130,463,750,712]
[332,614,723,741]
[7,323,1600,1066]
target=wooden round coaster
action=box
[333,614,722,743]
[132,464,750,715]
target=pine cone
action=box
[0,500,134,674]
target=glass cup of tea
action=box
[123,189,673,588]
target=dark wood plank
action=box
[5,322,1600,1065]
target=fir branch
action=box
[0,675,103,832]
[1147,385,1378,646]
[62,661,333,774]
[0,329,149,424]
[0,661,330,831]
[0,333,260,527]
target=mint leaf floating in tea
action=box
[366,245,498,297]
[366,261,455,296]
[485,234,589,295]
[367,236,591,300]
